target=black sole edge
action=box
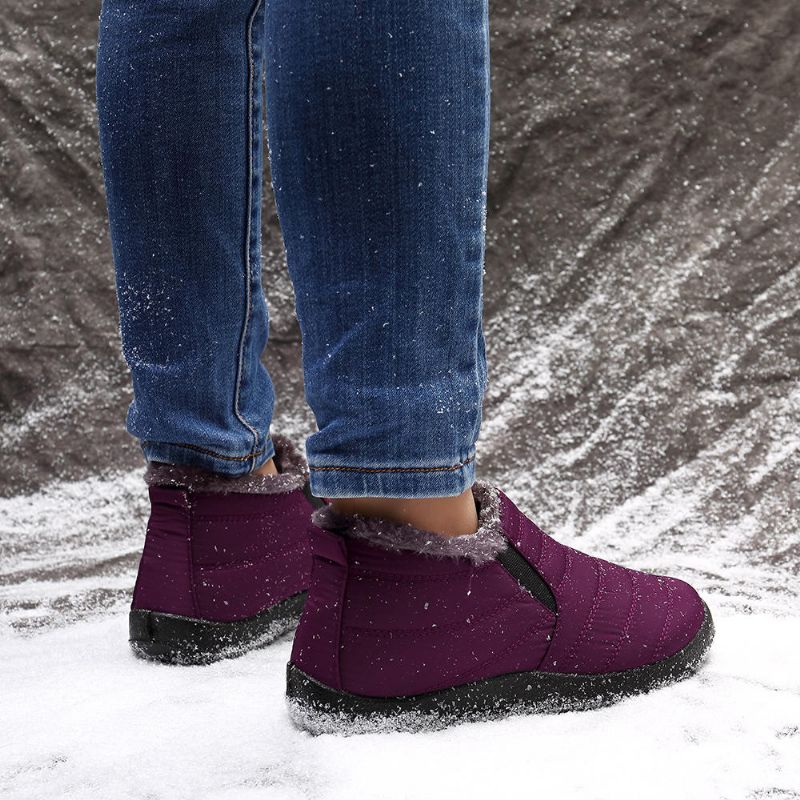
[129,592,307,666]
[286,600,715,735]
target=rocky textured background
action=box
[1,3,799,798]
[3,0,800,554]
[1,0,798,558]
[2,0,797,560]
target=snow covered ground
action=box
[2,470,799,800]
[2,1,799,796]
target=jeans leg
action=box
[264,0,490,497]
[96,0,274,475]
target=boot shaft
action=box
[290,500,557,697]
[133,486,312,622]
[290,482,707,697]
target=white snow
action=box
[1,472,799,800]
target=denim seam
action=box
[142,440,267,462]
[231,0,267,468]
[473,0,491,427]
[309,455,474,474]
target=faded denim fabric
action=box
[96,0,490,497]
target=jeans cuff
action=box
[307,454,476,498]
[140,436,275,477]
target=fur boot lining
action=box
[144,433,308,494]
[311,480,506,565]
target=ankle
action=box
[253,457,278,477]
[330,486,478,537]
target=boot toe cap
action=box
[655,576,707,661]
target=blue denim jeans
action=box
[96,0,490,497]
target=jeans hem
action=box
[307,455,476,498]
[141,436,275,477]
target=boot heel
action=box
[129,592,307,666]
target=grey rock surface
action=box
[1,0,798,568]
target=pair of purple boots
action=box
[131,434,714,732]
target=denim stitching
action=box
[309,455,474,474]
[142,440,267,462]
[472,0,491,419]
[232,0,267,468]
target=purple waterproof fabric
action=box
[291,485,706,697]
[132,486,312,622]
[499,491,706,674]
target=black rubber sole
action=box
[286,600,715,734]
[130,592,307,665]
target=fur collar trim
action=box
[311,481,506,565]
[144,433,308,494]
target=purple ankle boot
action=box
[129,434,319,664]
[286,481,714,732]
